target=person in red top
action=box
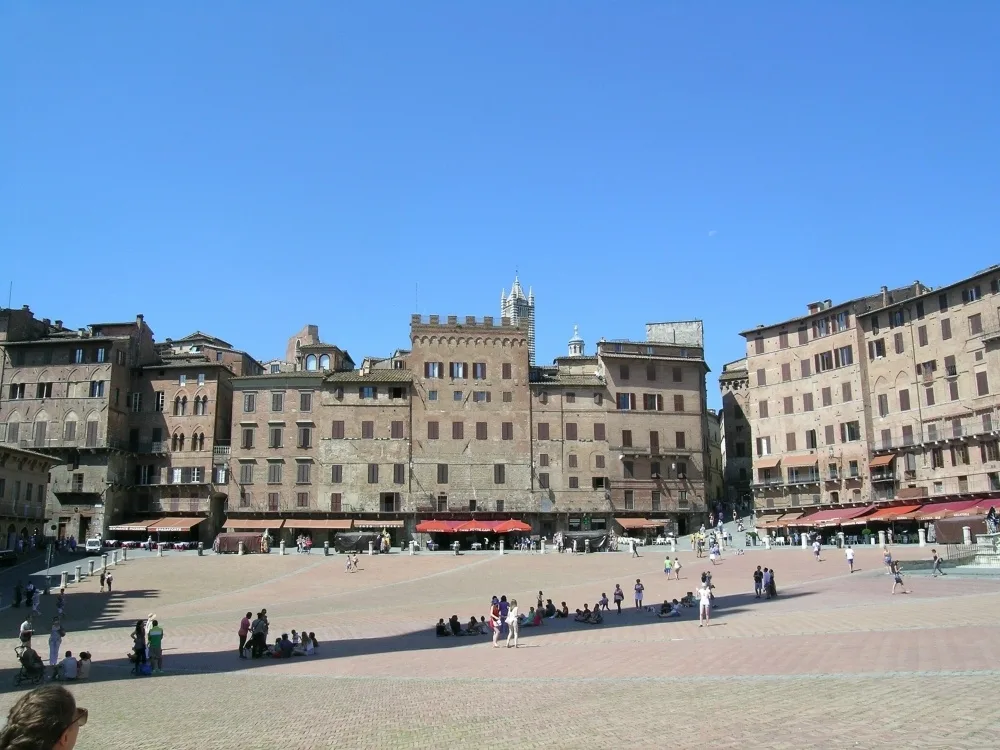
[238,611,251,659]
[489,597,501,648]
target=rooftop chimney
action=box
[881,286,889,306]
[914,280,921,295]
[136,314,144,326]
[41,318,50,326]
[21,305,29,312]
[54,320,63,329]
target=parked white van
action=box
[85,538,103,555]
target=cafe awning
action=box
[864,505,923,522]
[415,520,463,533]
[107,520,159,533]
[797,506,875,527]
[909,500,981,521]
[869,454,896,468]
[283,519,353,530]
[754,513,783,528]
[146,517,206,533]
[453,520,501,533]
[783,454,819,468]
[353,519,405,528]
[615,517,664,530]
[494,519,531,533]
[755,457,782,470]
[223,518,286,530]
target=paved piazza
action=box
[2,543,1000,748]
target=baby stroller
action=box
[127,648,151,676]
[13,646,44,687]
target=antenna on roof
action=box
[6,282,10,310]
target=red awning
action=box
[494,520,531,533]
[911,500,981,521]
[864,505,923,522]
[453,520,502,533]
[946,498,996,518]
[797,505,875,527]
[146,517,206,533]
[415,520,463,533]
[868,454,896,468]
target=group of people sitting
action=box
[267,630,320,658]
[436,615,490,636]
[573,603,604,624]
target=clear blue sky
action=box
[3,3,999,408]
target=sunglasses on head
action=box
[65,707,88,733]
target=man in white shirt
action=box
[698,583,712,627]
[845,545,855,573]
[812,539,822,562]
[58,650,78,680]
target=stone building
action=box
[0,443,61,549]
[740,264,1000,517]
[718,358,752,515]
[706,409,724,509]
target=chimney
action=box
[914,280,921,295]
[823,299,832,309]
[881,286,889,306]
[21,305,29,312]
[54,320,63,329]
[41,318,50,326]
[136,314,144,327]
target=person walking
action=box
[753,566,764,598]
[931,549,947,577]
[633,579,644,610]
[613,584,624,614]
[99,571,106,593]
[845,545,855,573]
[891,562,909,594]
[630,539,640,558]
[505,599,519,648]
[883,547,893,575]
[763,568,773,599]
[498,596,510,641]
[105,573,114,593]
[698,581,712,627]
[673,557,682,580]
[812,538,822,562]
[147,619,164,674]
[238,611,251,658]
[490,597,502,648]
[664,556,672,576]
[48,619,64,677]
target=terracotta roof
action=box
[530,374,605,387]
[325,370,413,384]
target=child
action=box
[599,593,609,611]
[891,562,909,595]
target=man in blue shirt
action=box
[498,596,509,637]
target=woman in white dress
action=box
[505,599,519,648]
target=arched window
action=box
[171,433,179,451]
[178,433,185,451]
[174,397,181,416]
[180,396,188,416]
[305,354,318,371]
[319,354,330,370]
[199,433,205,451]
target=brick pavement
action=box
[1,544,998,749]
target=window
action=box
[783,396,793,414]
[868,339,886,360]
[805,429,817,449]
[36,382,53,399]
[949,380,960,401]
[594,423,606,441]
[963,285,982,303]
[565,423,577,441]
[295,491,309,508]
[892,333,904,355]
[64,421,76,441]
[538,391,548,404]
[241,428,255,449]
[473,362,487,379]
[623,461,634,479]
[759,400,769,418]
[756,368,766,386]
[360,386,377,400]
[931,448,944,469]
[391,420,404,439]
[393,463,406,485]
[437,464,449,483]
[675,431,686,449]
[616,393,636,410]
[840,421,861,442]
[801,359,811,378]
[296,463,311,484]
[642,394,663,410]
[925,386,935,406]
[754,337,764,354]
[427,421,439,440]
[89,381,105,398]
[239,463,254,484]
[453,391,463,401]
[951,445,970,466]
[816,351,834,372]
[567,453,579,469]
[452,421,464,440]
[941,318,952,340]
[297,426,312,449]
[472,390,490,403]
[814,318,830,338]
[493,464,506,484]
[970,313,983,335]
[428,390,438,401]
[916,325,928,347]
[367,464,379,483]
[449,362,468,379]
[331,465,343,483]
[538,453,549,468]
[899,389,911,411]
[871,316,880,335]
[981,441,1000,463]
[424,361,443,378]
[779,332,789,349]
[267,493,280,512]
[362,421,374,439]
[269,427,283,448]
[73,348,84,364]
[565,392,576,404]
[824,425,835,445]
[621,430,632,448]
[476,422,488,440]
[978,371,990,397]
[781,363,791,382]
[878,394,889,417]
[786,432,796,451]
[848,461,859,478]
[331,420,345,439]
[803,393,814,412]
[502,422,514,441]
[537,422,550,440]
[623,490,635,510]
[299,392,312,411]
[835,346,853,367]
[619,365,630,380]
[267,463,282,484]
[538,472,549,489]
[502,363,512,380]
[756,436,771,456]
[178,374,187,387]
[243,393,256,412]
[842,382,852,402]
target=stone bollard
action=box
[102,553,108,570]
[238,541,246,556]
[87,559,95,577]
[801,534,808,549]
[324,541,330,557]
[74,565,82,584]
[878,530,886,547]
[764,537,771,550]
[585,538,591,554]
[540,539,546,555]
[60,571,68,590]
[918,528,927,547]
[670,538,676,553]
[837,532,845,549]
[963,526,972,546]
[156,544,162,557]
[122,548,127,562]
[499,539,505,555]
[112,550,119,566]
[368,540,374,556]
[409,541,415,556]
[280,541,286,556]
[198,541,204,556]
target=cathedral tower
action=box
[501,275,535,365]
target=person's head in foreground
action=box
[0,685,87,750]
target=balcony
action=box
[0,501,45,519]
[135,441,169,455]
[871,471,897,484]
[19,436,131,452]
[978,319,1000,344]
[786,471,820,486]
[213,440,231,457]
[751,478,784,489]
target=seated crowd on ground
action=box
[267,630,320,658]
